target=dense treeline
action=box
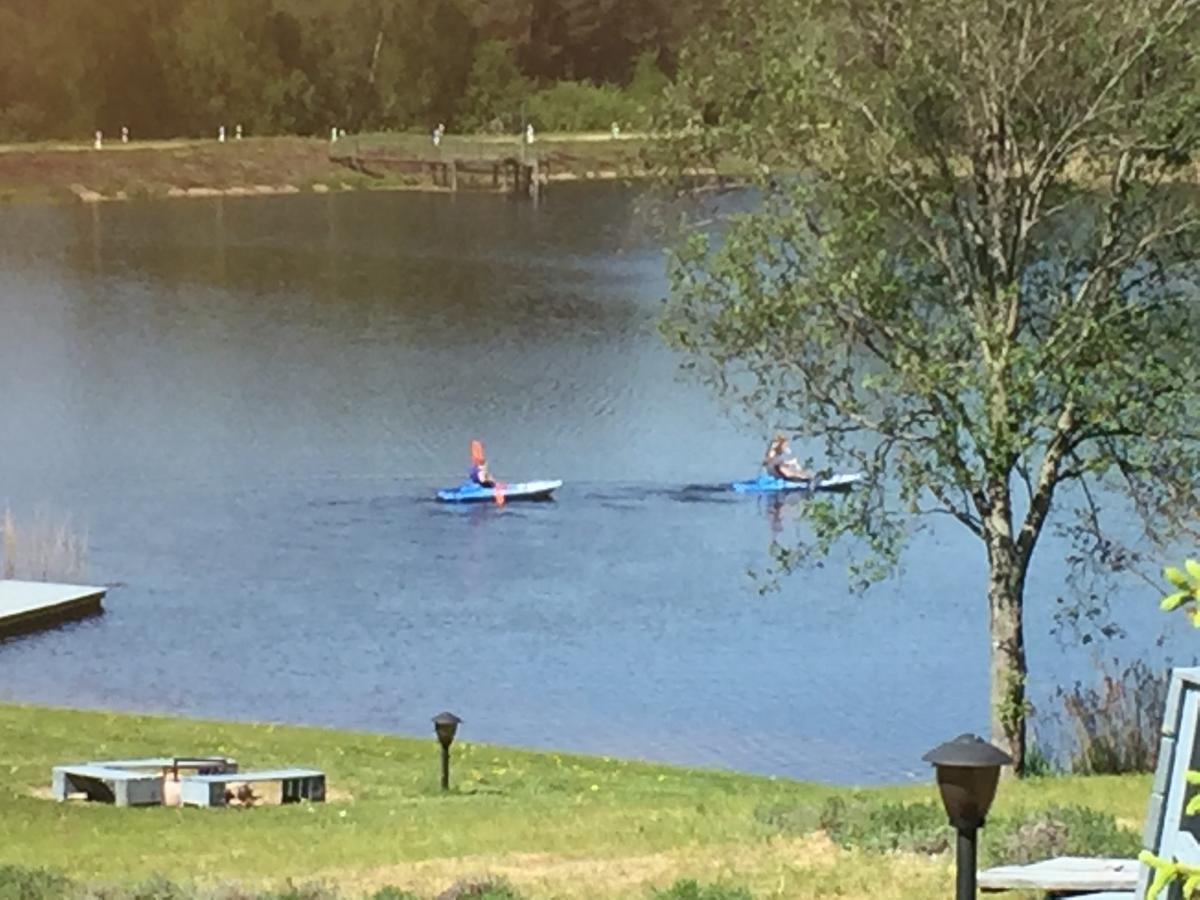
[0,0,714,141]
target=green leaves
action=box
[1159,561,1200,625]
[662,0,1200,582]
[662,0,1200,773]
[1163,591,1191,612]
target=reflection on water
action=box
[0,186,1191,783]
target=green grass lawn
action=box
[0,703,1150,899]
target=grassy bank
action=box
[0,703,1149,898]
[0,133,656,205]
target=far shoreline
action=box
[0,132,691,207]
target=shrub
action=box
[124,876,192,900]
[650,880,754,900]
[1021,736,1059,778]
[818,795,951,854]
[367,889,419,900]
[458,41,531,132]
[0,864,74,900]
[625,51,669,114]
[526,82,644,133]
[435,879,522,900]
[257,882,339,900]
[804,795,1138,865]
[983,806,1142,865]
[752,798,823,834]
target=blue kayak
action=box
[731,472,865,493]
[436,479,563,503]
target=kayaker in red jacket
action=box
[763,434,812,482]
[469,440,497,487]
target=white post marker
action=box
[611,122,621,139]
[525,123,536,144]
[121,126,129,144]
[330,126,338,144]
[235,124,243,140]
[218,125,226,143]
[94,130,103,150]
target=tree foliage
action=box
[0,0,692,140]
[662,0,1200,769]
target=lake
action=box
[0,185,1191,783]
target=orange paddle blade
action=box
[494,481,508,507]
[470,440,485,465]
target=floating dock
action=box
[0,580,106,640]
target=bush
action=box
[625,52,669,113]
[983,806,1142,865]
[752,798,823,834]
[818,796,951,854]
[801,794,1139,866]
[123,876,193,900]
[457,41,531,133]
[257,883,339,900]
[757,794,939,849]
[435,879,522,900]
[367,889,419,900]
[650,880,754,900]
[94,874,322,899]
[526,82,644,133]
[1021,737,1059,778]
[0,865,74,900]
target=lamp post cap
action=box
[922,733,1013,767]
[433,711,463,726]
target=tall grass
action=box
[0,507,89,583]
[1056,659,1167,775]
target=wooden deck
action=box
[330,151,547,199]
[979,856,1138,895]
[0,580,105,639]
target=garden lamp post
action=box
[922,733,1013,900]
[433,711,462,791]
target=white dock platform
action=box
[979,856,1138,894]
[0,580,105,639]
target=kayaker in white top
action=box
[763,433,813,482]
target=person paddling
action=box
[469,439,497,487]
[763,433,813,482]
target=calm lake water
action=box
[0,186,1192,783]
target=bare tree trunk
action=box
[986,533,1028,774]
[367,24,385,86]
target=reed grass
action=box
[1057,659,1167,775]
[0,507,89,583]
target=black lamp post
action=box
[922,733,1013,900]
[432,712,462,791]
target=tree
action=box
[459,40,532,131]
[157,0,291,135]
[661,0,1200,771]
